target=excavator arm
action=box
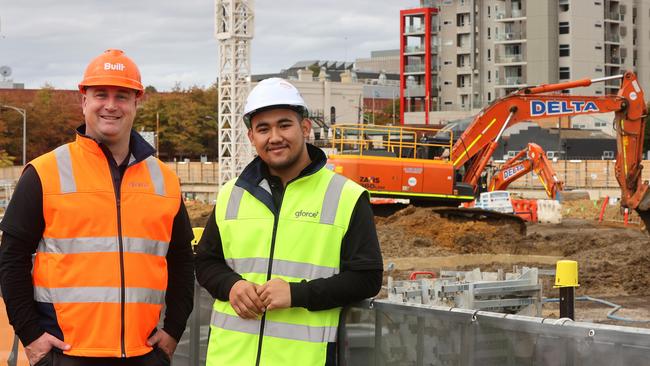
[489,143,564,199]
[450,71,649,216]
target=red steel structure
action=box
[400,5,438,125]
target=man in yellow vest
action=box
[195,78,383,365]
[0,49,195,365]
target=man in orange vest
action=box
[0,49,195,365]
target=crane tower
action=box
[215,0,254,186]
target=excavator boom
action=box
[489,143,564,199]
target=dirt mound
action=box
[377,206,526,257]
[185,200,214,227]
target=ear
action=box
[81,94,88,112]
[247,128,254,143]
[301,118,312,138]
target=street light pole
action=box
[1,105,26,166]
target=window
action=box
[443,20,452,25]
[488,92,492,101]
[559,67,570,80]
[595,23,602,28]
[488,70,491,82]
[595,45,602,50]
[487,6,491,17]
[595,1,601,5]
[444,60,453,65]
[487,48,491,60]
[444,101,453,105]
[444,80,453,85]
[488,27,491,39]
[595,67,603,72]
[559,22,570,34]
[595,90,603,95]
[559,44,570,57]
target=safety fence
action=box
[4,287,650,365]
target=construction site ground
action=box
[186,198,650,327]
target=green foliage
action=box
[134,85,218,160]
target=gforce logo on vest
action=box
[530,100,599,117]
[104,63,126,71]
[294,210,319,219]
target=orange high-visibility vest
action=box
[30,134,181,357]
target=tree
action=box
[134,85,218,161]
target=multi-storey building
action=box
[400,0,650,124]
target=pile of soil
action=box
[376,203,650,298]
[186,200,214,228]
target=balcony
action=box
[404,64,425,73]
[457,45,471,54]
[494,32,526,42]
[495,76,525,88]
[605,33,621,43]
[605,56,621,65]
[495,9,526,21]
[457,85,473,94]
[405,86,426,97]
[405,25,425,34]
[495,54,525,64]
[605,11,621,22]
[404,45,425,54]
[457,65,472,74]
[457,23,471,34]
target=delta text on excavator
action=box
[326,71,650,229]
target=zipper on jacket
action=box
[255,199,282,366]
[108,159,127,358]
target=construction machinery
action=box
[488,143,564,200]
[327,71,650,227]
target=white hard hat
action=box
[243,78,309,127]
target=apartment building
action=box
[401,0,650,124]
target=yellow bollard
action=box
[554,260,579,320]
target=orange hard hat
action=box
[78,49,144,95]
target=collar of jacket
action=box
[74,124,156,166]
[235,143,327,212]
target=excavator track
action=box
[431,207,527,235]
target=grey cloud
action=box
[1,0,411,90]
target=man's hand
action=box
[146,329,177,360]
[25,333,70,365]
[229,280,265,319]
[257,278,291,311]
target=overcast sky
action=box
[0,1,413,91]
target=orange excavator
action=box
[488,143,564,200]
[327,71,650,226]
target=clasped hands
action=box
[228,278,291,319]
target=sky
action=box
[0,1,412,91]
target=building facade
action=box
[401,0,650,123]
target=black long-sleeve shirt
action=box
[0,140,195,346]
[195,146,383,310]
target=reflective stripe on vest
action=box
[34,286,165,305]
[211,310,337,343]
[38,236,169,257]
[226,257,338,280]
[208,167,366,366]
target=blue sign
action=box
[530,100,599,117]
